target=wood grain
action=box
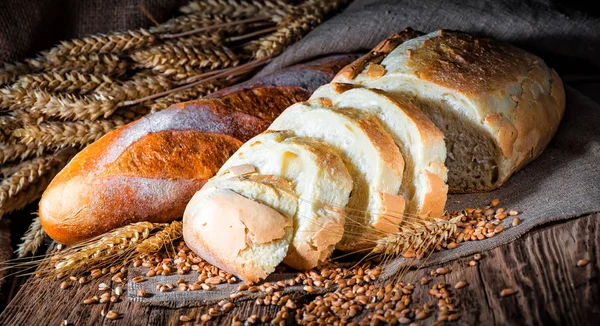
[0,214,598,325]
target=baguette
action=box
[39,54,358,245]
[184,30,565,281]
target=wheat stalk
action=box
[52,222,162,274]
[136,220,183,254]
[152,14,247,35]
[15,71,113,95]
[246,0,348,59]
[46,28,157,58]
[16,215,46,257]
[179,0,292,21]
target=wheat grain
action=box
[0,61,34,86]
[0,86,28,109]
[0,141,44,164]
[15,71,112,95]
[132,43,239,72]
[12,117,133,150]
[24,89,118,120]
[47,29,157,58]
[52,222,163,274]
[246,0,348,59]
[94,72,173,101]
[136,221,183,254]
[16,215,47,257]
[179,0,291,21]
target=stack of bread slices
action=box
[183,29,565,282]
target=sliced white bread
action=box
[334,30,565,192]
[269,99,405,251]
[311,83,448,218]
[219,130,353,270]
[183,173,297,283]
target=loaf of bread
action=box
[184,29,565,282]
[39,54,358,245]
[334,29,566,192]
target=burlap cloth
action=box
[0,0,598,307]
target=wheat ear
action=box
[246,0,348,59]
[46,28,157,58]
[23,89,118,120]
[0,150,74,219]
[52,222,162,275]
[94,72,173,101]
[0,151,74,208]
[0,141,44,164]
[16,215,46,258]
[146,81,225,113]
[136,220,183,254]
[15,71,113,95]
[30,53,129,77]
[132,43,240,72]
[179,0,292,20]
[12,117,134,150]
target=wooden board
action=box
[0,214,598,325]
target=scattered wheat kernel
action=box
[398,316,411,324]
[132,276,145,283]
[83,298,96,304]
[416,311,429,320]
[200,314,211,322]
[577,259,589,267]
[60,281,70,290]
[500,288,516,297]
[468,260,478,266]
[179,315,191,322]
[105,311,119,320]
[448,313,461,321]
[137,289,147,297]
[435,267,448,275]
[512,217,521,226]
[420,277,430,285]
[455,281,467,289]
[474,253,482,260]
[448,242,458,249]
[238,284,249,291]
[508,210,519,216]
[491,199,500,207]
[304,285,315,293]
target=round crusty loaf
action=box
[269,98,406,251]
[312,83,448,218]
[219,130,353,270]
[183,173,297,283]
[334,30,566,192]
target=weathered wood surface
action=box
[0,214,598,325]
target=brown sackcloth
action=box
[0,0,598,306]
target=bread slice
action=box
[311,84,448,218]
[334,30,565,192]
[219,130,353,270]
[269,99,405,251]
[183,174,297,283]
